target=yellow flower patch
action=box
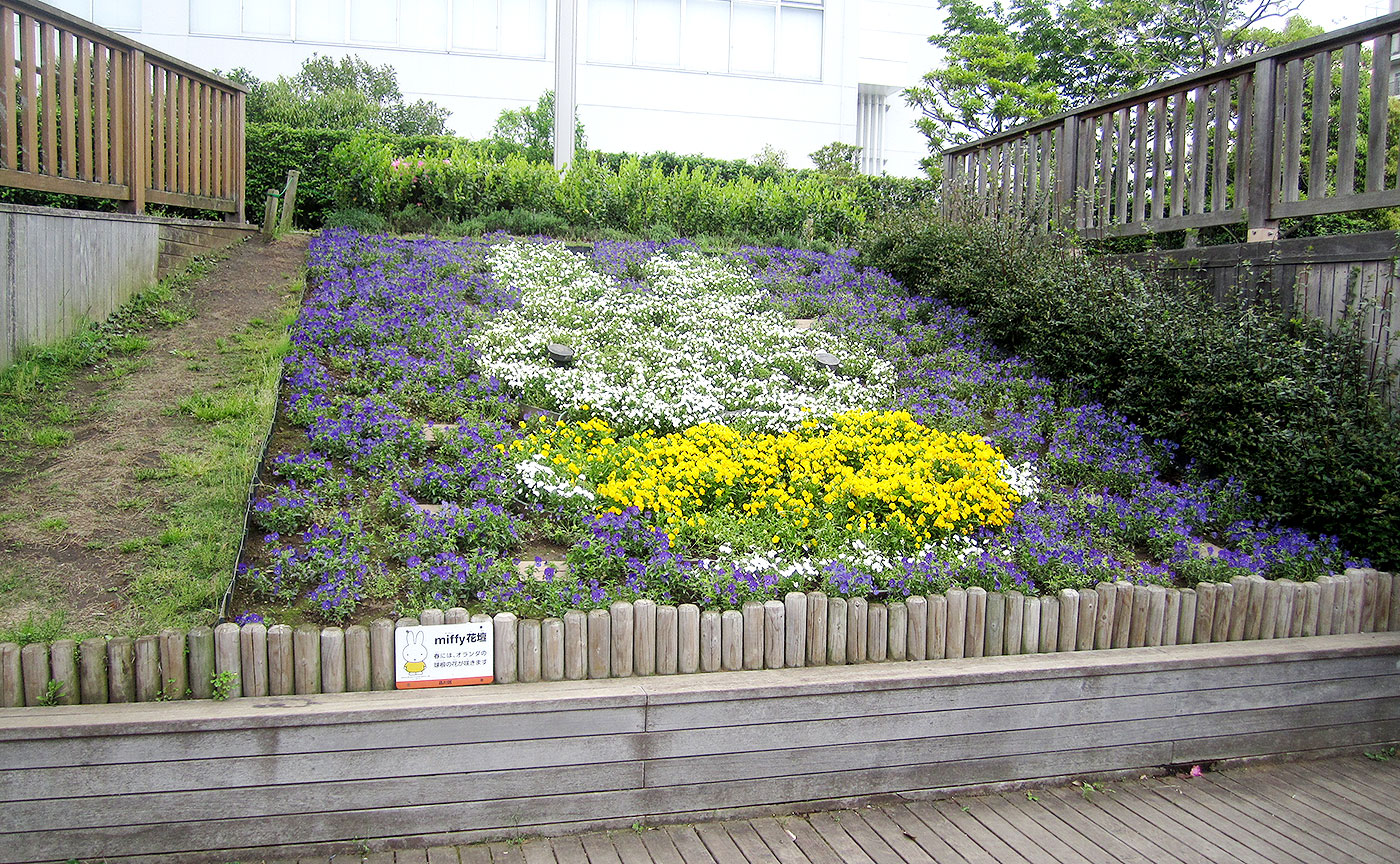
[514,410,1021,552]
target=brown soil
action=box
[0,232,311,637]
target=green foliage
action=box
[228,55,449,136]
[210,670,239,701]
[752,145,789,172]
[37,679,65,707]
[329,136,869,244]
[810,142,862,177]
[858,215,1400,569]
[488,90,586,164]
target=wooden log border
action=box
[0,569,1395,709]
[0,632,1397,863]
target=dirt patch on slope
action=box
[0,232,311,637]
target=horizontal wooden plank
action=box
[0,741,1177,862]
[145,187,237,213]
[0,166,129,200]
[1172,717,1400,764]
[1272,188,1400,218]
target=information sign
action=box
[394,622,494,689]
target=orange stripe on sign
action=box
[396,676,494,689]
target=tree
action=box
[906,0,1306,168]
[228,55,450,135]
[809,141,862,176]
[489,91,586,164]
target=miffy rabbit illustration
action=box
[402,631,428,674]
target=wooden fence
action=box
[1101,230,1400,388]
[0,0,245,219]
[1,568,1394,708]
[942,12,1400,241]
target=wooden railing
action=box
[942,12,1400,241]
[0,0,245,219]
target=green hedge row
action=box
[857,214,1400,570]
[327,134,871,243]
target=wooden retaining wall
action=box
[1,632,1396,863]
[0,201,256,370]
[2,568,1395,707]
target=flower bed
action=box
[237,229,1366,624]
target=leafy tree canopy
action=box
[906,0,1306,166]
[489,90,587,164]
[228,55,451,136]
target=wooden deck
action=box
[271,754,1400,864]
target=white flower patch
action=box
[516,457,595,503]
[1000,460,1041,501]
[478,242,895,431]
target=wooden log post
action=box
[367,619,394,690]
[609,602,633,678]
[0,643,21,708]
[1058,589,1079,652]
[928,593,947,661]
[1260,580,1282,639]
[265,626,293,698]
[49,640,79,705]
[633,599,657,676]
[720,609,743,671]
[107,636,136,703]
[1128,586,1151,647]
[785,592,807,667]
[1162,589,1181,647]
[742,601,765,670]
[965,587,987,658]
[1194,582,1218,643]
[847,597,868,663]
[277,168,299,231]
[564,610,587,680]
[344,624,371,692]
[1375,572,1392,632]
[445,607,469,624]
[655,606,678,675]
[945,589,966,659]
[133,635,160,702]
[1144,586,1166,648]
[1003,594,1023,655]
[1039,595,1059,653]
[292,625,320,695]
[827,596,848,665]
[80,637,110,704]
[888,600,909,660]
[1232,575,1259,641]
[808,592,830,665]
[1211,582,1236,642]
[1021,596,1040,653]
[20,643,50,706]
[261,189,278,237]
[1112,582,1135,648]
[494,613,519,683]
[1095,582,1117,649]
[1301,581,1322,637]
[677,604,700,674]
[764,600,786,669]
[212,624,239,699]
[867,602,888,662]
[700,609,721,672]
[1389,574,1400,631]
[983,593,1005,657]
[542,618,565,681]
[1177,588,1197,645]
[240,623,269,697]
[1346,571,1366,634]
[419,608,445,626]
[186,627,214,700]
[586,609,610,679]
[320,627,347,694]
[1077,588,1098,650]
[1331,574,1350,635]
[518,619,542,684]
[906,595,927,661]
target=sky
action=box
[1295,0,1384,30]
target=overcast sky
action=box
[1294,0,1384,30]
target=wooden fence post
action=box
[1247,57,1279,241]
[122,47,146,215]
[277,168,299,231]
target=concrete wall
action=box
[0,203,256,371]
[1,632,1396,863]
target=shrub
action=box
[857,215,1400,569]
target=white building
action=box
[54,0,940,176]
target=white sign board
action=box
[394,622,493,689]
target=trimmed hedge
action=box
[857,214,1400,570]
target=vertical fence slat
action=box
[1377,573,1393,631]
[1115,107,1130,223]
[785,591,806,667]
[150,64,164,192]
[95,42,108,183]
[742,601,765,670]
[1235,71,1252,211]
[1161,589,1180,646]
[186,627,214,700]
[1132,102,1147,223]
[38,21,55,176]
[518,619,541,683]
[319,627,346,693]
[847,597,868,663]
[808,592,830,665]
[1211,80,1230,212]
[1073,589,1095,650]
[1097,112,1113,228]
[1170,92,1188,217]
[867,602,888,662]
[542,617,565,681]
[827,596,848,665]
[344,624,370,692]
[677,604,699,674]
[368,618,394,690]
[79,636,109,703]
[634,598,656,676]
[1212,582,1236,642]
[1259,581,1281,639]
[1337,42,1361,196]
[609,603,632,678]
[21,642,49,706]
[928,594,947,661]
[157,629,185,700]
[906,595,926,661]
[292,624,320,695]
[1094,582,1116,648]
[111,47,126,187]
[965,587,987,658]
[49,639,78,705]
[1284,581,1305,637]
[1128,585,1151,647]
[1003,594,1022,656]
[19,14,37,172]
[1145,586,1166,647]
[1360,569,1380,632]
[1021,596,1040,654]
[563,610,587,680]
[1,643,23,707]
[240,623,268,696]
[1176,588,1196,644]
[983,593,1004,657]
[103,635,133,704]
[1366,34,1391,193]
[657,607,681,676]
[764,600,786,669]
[1244,575,1267,640]
[1039,595,1059,653]
[1308,51,1330,201]
[1305,580,1325,636]
[1112,582,1134,648]
[1282,58,1304,203]
[78,37,93,180]
[1331,574,1350,634]
[133,635,159,702]
[58,28,73,178]
[720,609,743,671]
[0,7,14,171]
[1189,85,1209,215]
[494,612,518,683]
[700,609,721,672]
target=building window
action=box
[857,86,888,176]
[188,0,548,59]
[588,0,823,80]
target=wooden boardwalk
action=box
[270,754,1400,864]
